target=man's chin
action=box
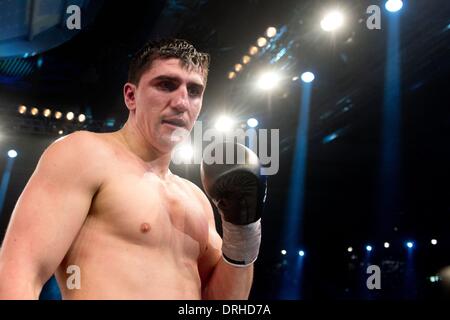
[170,126,190,141]
[154,127,190,152]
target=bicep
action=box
[0,133,101,284]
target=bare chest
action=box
[90,170,209,259]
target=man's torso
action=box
[55,132,210,299]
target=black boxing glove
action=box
[201,142,267,267]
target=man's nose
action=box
[170,85,189,112]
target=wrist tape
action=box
[221,218,262,267]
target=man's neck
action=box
[116,121,172,179]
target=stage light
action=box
[429,276,439,283]
[431,239,437,245]
[215,115,235,132]
[247,118,259,128]
[31,107,39,116]
[66,112,74,121]
[320,10,344,32]
[301,71,315,83]
[406,241,414,249]
[242,55,251,64]
[174,144,194,162]
[266,27,277,38]
[257,71,280,90]
[366,245,373,252]
[281,249,287,255]
[7,150,17,158]
[257,37,267,47]
[292,76,299,81]
[228,71,236,80]
[234,64,243,72]
[43,109,51,118]
[384,242,390,248]
[37,56,44,68]
[55,111,62,119]
[78,114,86,123]
[18,105,27,114]
[322,132,338,144]
[249,46,259,56]
[298,250,305,257]
[385,0,403,12]
[347,247,353,253]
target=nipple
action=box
[140,223,151,233]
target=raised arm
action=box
[197,195,255,300]
[0,132,104,299]
[197,142,266,300]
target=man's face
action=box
[125,58,205,153]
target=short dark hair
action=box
[127,38,210,85]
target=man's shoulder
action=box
[42,130,114,167]
[51,130,111,155]
[31,131,112,187]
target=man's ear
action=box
[124,82,137,111]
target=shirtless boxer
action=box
[0,39,265,299]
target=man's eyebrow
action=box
[151,75,204,89]
[151,75,180,83]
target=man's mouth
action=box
[161,118,186,128]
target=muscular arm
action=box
[0,132,104,299]
[196,191,254,300]
[202,248,254,300]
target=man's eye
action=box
[188,87,202,97]
[158,81,176,91]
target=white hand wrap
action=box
[221,218,262,267]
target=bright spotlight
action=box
[43,109,51,118]
[347,247,353,253]
[429,276,440,283]
[257,37,267,47]
[66,112,74,121]
[431,239,437,245]
[266,27,277,38]
[242,55,251,64]
[228,71,236,80]
[58,130,64,135]
[31,107,39,116]
[281,249,287,255]
[174,144,194,162]
[55,111,62,119]
[320,10,344,32]
[249,46,259,56]
[247,118,258,128]
[215,115,235,132]
[406,241,414,249]
[301,71,315,83]
[384,242,390,248]
[366,245,373,252]
[18,105,27,114]
[78,114,86,123]
[234,64,243,72]
[257,71,280,90]
[298,250,305,257]
[385,0,403,12]
[7,149,18,158]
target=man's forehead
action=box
[144,58,205,85]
